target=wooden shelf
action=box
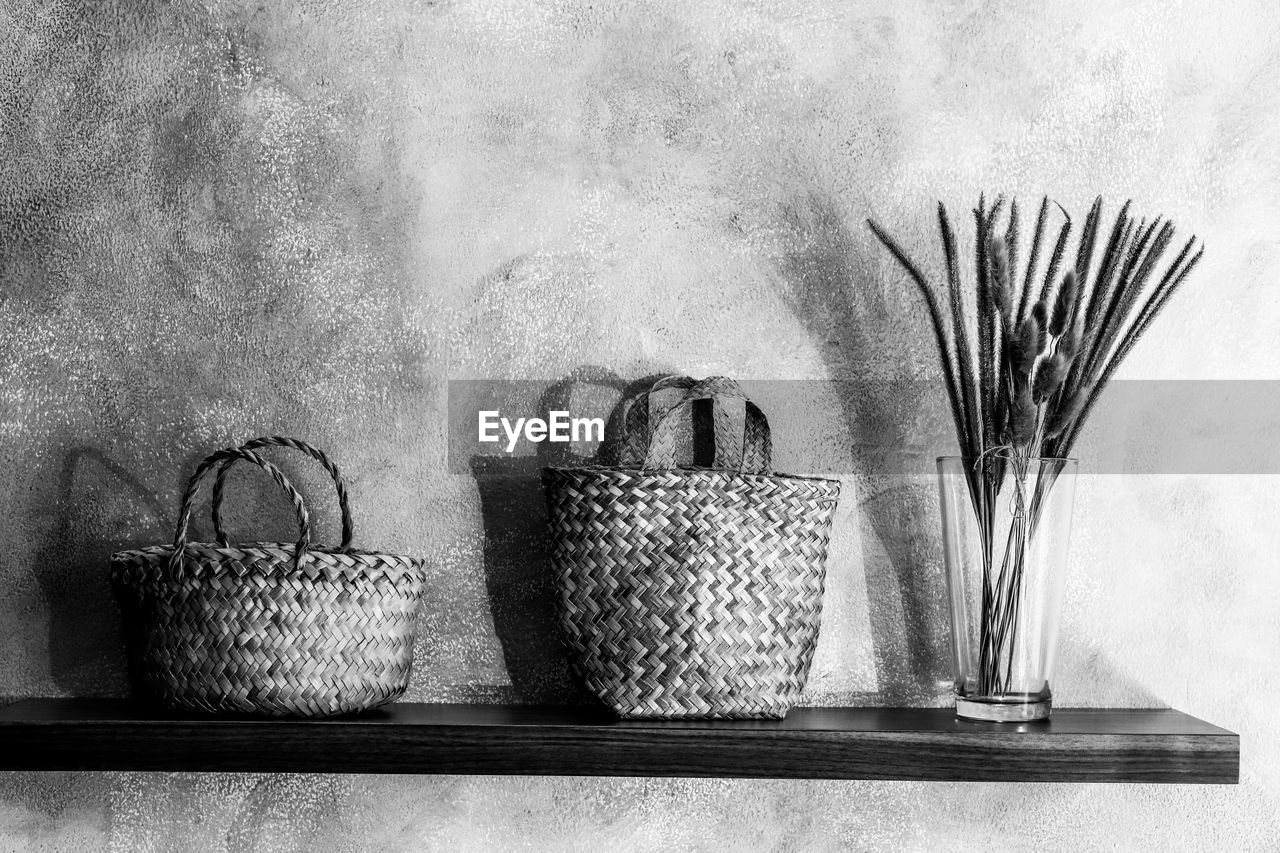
[0,699,1237,783]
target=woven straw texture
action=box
[544,376,841,719]
[111,437,425,718]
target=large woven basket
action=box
[110,436,425,717]
[543,376,841,719]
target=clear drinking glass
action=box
[937,456,1077,722]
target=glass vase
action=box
[937,455,1078,722]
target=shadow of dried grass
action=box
[775,191,952,705]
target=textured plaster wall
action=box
[1,0,1277,849]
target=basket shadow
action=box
[31,445,169,695]
[470,454,584,704]
[469,369,672,705]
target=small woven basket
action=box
[543,376,841,719]
[110,436,425,718]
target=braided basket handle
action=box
[611,375,698,466]
[169,447,312,573]
[639,376,773,474]
[211,436,353,552]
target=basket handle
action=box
[609,375,698,466]
[641,376,773,473]
[211,436,353,552]
[168,447,312,573]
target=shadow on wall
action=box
[776,191,952,705]
[31,446,169,695]
[470,367,670,704]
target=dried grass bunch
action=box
[868,195,1205,698]
[867,195,1204,463]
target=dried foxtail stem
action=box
[939,203,980,458]
[1017,196,1051,325]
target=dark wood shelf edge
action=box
[0,699,1239,784]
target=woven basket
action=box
[544,376,841,719]
[110,436,425,718]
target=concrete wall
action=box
[1,0,1276,849]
